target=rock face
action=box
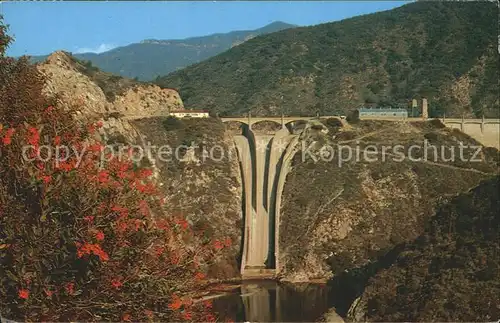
[322,308,345,323]
[36,51,243,279]
[37,51,183,118]
[131,117,243,278]
[113,85,182,118]
[349,176,500,321]
[278,119,499,282]
[38,52,111,116]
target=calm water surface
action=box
[212,280,334,322]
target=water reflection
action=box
[213,281,331,322]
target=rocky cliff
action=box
[131,117,243,278]
[347,176,499,321]
[279,119,499,282]
[37,51,183,119]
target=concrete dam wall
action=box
[233,126,298,277]
[441,118,500,149]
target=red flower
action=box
[45,106,54,113]
[168,294,182,310]
[65,282,75,295]
[122,313,131,321]
[111,278,123,289]
[54,135,61,145]
[97,170,110,184]
[84,215,94,223]
[76,242,109,262]
[135,182,147,193]
[139,200,149,216]
[18,289,29,299]
[176,219,189,230]
[96,121,104,128]
[42,175,51,184]
[44,289,54,297]
[88,143,103,153]
[182,311,192,321]
[203,300,213,309]
[95,230,105,241]
[133,219,142,231]
[171,252,180,265]
[139,168,153,178]
[57,160,76,172]
[156,219,170,231]
[111,205,129,219]
[195,272,205,281]
[27,127,40,146]
[116,221,128,234]
[213,240,224,250]
[87,124,96,134]
[154,246,165,257]
[2,128,15,145]
[205,313,217,322]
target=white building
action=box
[169,110,209,118]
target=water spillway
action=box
[233,125,298,277]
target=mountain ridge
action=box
[140,21,296,44]
[156,1,499,118]
[29,21,296,81]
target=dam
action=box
[223,116,314,278]
[222,115,499,278]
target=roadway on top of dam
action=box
[220,115,341,126]
[220,116,500,124]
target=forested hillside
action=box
[157,1,499,118]
[356,176,500,321]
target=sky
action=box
[2,1,409,57]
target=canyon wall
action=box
[279,119,499,282]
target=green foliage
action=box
[346,110,360,123]
[0,15,12,56]
[162,116,185,131]
[362,177,500,321]
[156,1,498,118]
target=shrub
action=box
[325,117,343,128]
[163,116,185,131]
[346,110,360,123]
[0,24,225,322]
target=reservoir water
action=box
[211,280,340,322]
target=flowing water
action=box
[211,280,338,322]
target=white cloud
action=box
[74,43,116,54]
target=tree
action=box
[0,16,12,56]
[0,19,222,322]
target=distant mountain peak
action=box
[140,21,295,45]
[259,21,297,30]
